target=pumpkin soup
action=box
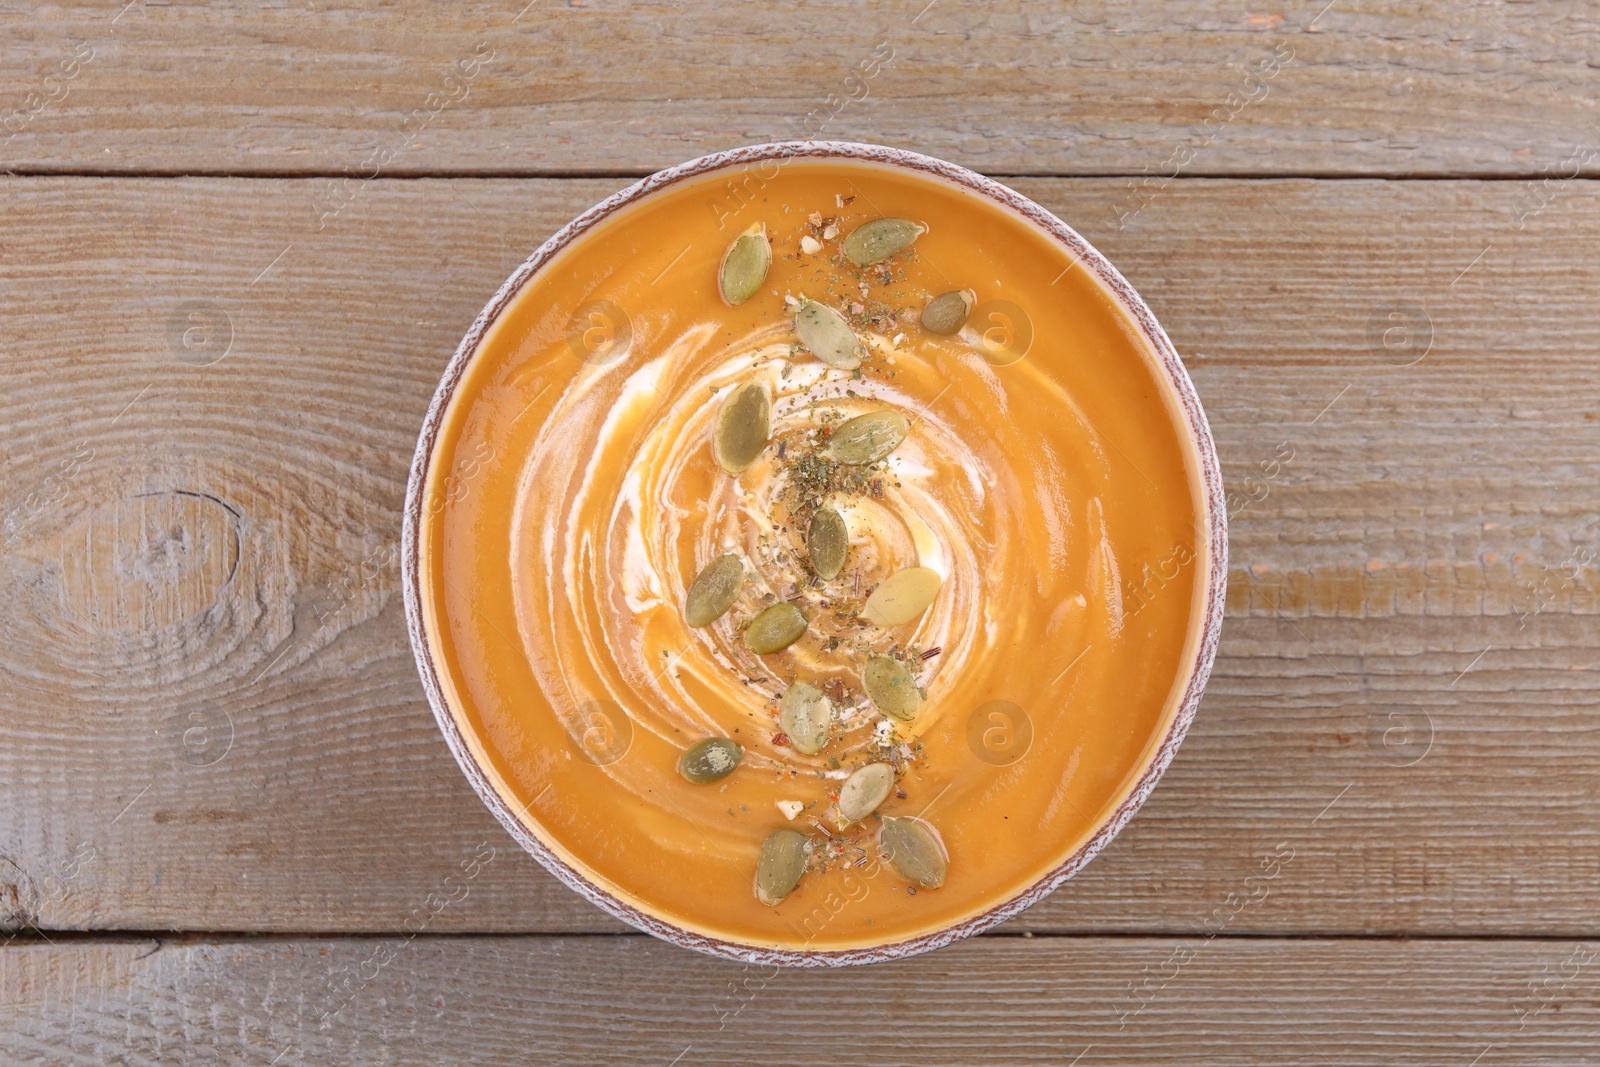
[418,158,1209,953]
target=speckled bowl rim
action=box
[402,140,1228,967]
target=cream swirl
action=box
[511,314,1109,804]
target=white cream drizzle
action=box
[508,316,1126,810]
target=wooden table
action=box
[4,2,1597,1063]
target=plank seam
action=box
[5,168,1597,182]
[6,930,1600,944]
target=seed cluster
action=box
[675,209,980,908]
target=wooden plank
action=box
[3,1,1599,177]
[3,935,1596,1064]
[3,174,1599,935]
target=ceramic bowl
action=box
[402,141,1228,966]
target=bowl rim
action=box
[401,139,1229,967]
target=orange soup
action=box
[419,158,1209,953]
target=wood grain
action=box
[4,935,1596,1065]
[3,1,1600,178]
[6,4,1594,1059]
[2,174,1598,937]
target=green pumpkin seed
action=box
[921,288,976,335]
[837,762,895,825]
[807,506,849,579]
[829,410,909,465]
[863,656,923,722]
[744,603,807,654]
[863,566,942,627]
[880,816,947,889]
[679,737,743,784]
[793,299,863,370]
[778,681,832,755]
[842,218,926,267]
[684,553,744,627]
[719,223,771,306]
[713,380,771,475]
[756,828,809,905]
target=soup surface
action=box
[420,158,1207,952]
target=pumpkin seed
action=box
[743,603,807,654]
[719,223,771,306]
[921,288,976,335]
[679,737,743,784]
[880,816,947,889]
[712,380,771,475]
[863,655,923,722]
[829,410,908,465]
[863,566,942,627]
[842,218,925,267]
[684,553,744,627]
[793,299,863,370]
[837,763,895,825]
[756,828,809,906]
[807,506,849,579]
[778,681,833,755]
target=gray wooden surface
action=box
[3,3,1598,1064]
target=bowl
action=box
[400,141,1222,966]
